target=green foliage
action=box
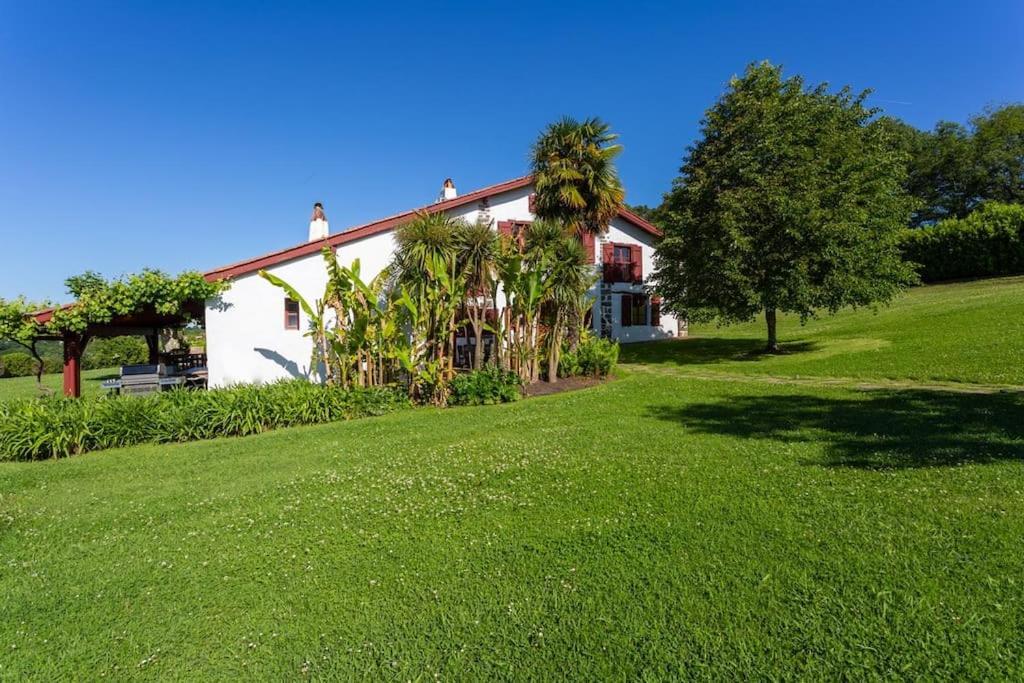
[899,203,1024,282]
[653,61,916,350]
[0,352,60,378]
[895,104,1024,226]
[530,116,625,235]
[81,336,149,370]
[559,334,619,378]
[261,249,407,391]
[447,366,522,406]
[46,269,227,334]
[0,381,410,460]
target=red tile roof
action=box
[204,175,661,280]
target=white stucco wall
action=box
[205,183,678,387]
[206,230,396,388]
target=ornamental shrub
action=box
[448,366,522,406]
[899,203,1024,282]
[82,336,149,370]
[0,381,410,461]
[0,352,36,378]
[559,335,619,378]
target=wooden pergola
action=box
[32,302,204,397]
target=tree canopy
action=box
[652,61,916,351]
[885,104,1024,226]
[530,116,625,235]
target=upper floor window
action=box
[498,220,531,251]
[284,298,300,330]
[603,242,643,283]
[613,245,632,264]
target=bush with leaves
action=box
[0,381,410,461]
[899,203,1024,282]
[448,366,522,406]
[81,336,150,370]
[559,335,619,379]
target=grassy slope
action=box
[0,367,116,401]
[3,372,1024,678]
[2,278,1024,678]
[622,276,1024,386]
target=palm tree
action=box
[523,223,596,382]
[457,219,499,369]
[391,213,467,403]
[530,116,626,236]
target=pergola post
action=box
[62,332,84,398]
[145,330,159,364]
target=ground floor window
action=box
[620,293,649,327]
[284,298,300,330]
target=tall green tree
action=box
[457,219,499,369]
[889,104,1024,226]
[522,221,595,382]
[530,116,625,235]
[653,62,916,352]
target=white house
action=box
[203,176,681,388]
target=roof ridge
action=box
[204,174,660,281]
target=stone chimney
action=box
[308,202,329,241]
[436,178,457,203]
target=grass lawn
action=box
[622,276,1024,387]
[0,367,117,401]
[2,278,1024,678]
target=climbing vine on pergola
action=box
[0,269,228,396]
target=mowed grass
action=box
[0,367,116,401]
[3,278,1024,678]
[2,368,1024,679]
[622,276,1024,387]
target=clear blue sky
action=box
[2,0,1022,301]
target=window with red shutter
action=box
[579,231,595,264]
[630,244,643,282]
[498,220,530,251]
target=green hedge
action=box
[0,381,411,461]
[900,203,1024,282]
[0,352,61,378]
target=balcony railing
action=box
[603,260,643,284]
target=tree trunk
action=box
[473,323,484,369]
[765,307,781,353]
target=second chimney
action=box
[308,202,329,241]
[437,178,457,203]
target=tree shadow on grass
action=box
[648,389,1024,469]
[620,338,819,366]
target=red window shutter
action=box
[601,242,615,282]
[620,294,632,327]
[602,242,614,264]
[528,193,536,213]
[498,221,513,237]
[581,231,595,264]
[631,244,643,282]
[651,296,661,326]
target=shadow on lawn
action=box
[620,338,819,366]
[648,389,1024,469]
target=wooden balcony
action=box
[603,260,643,284]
